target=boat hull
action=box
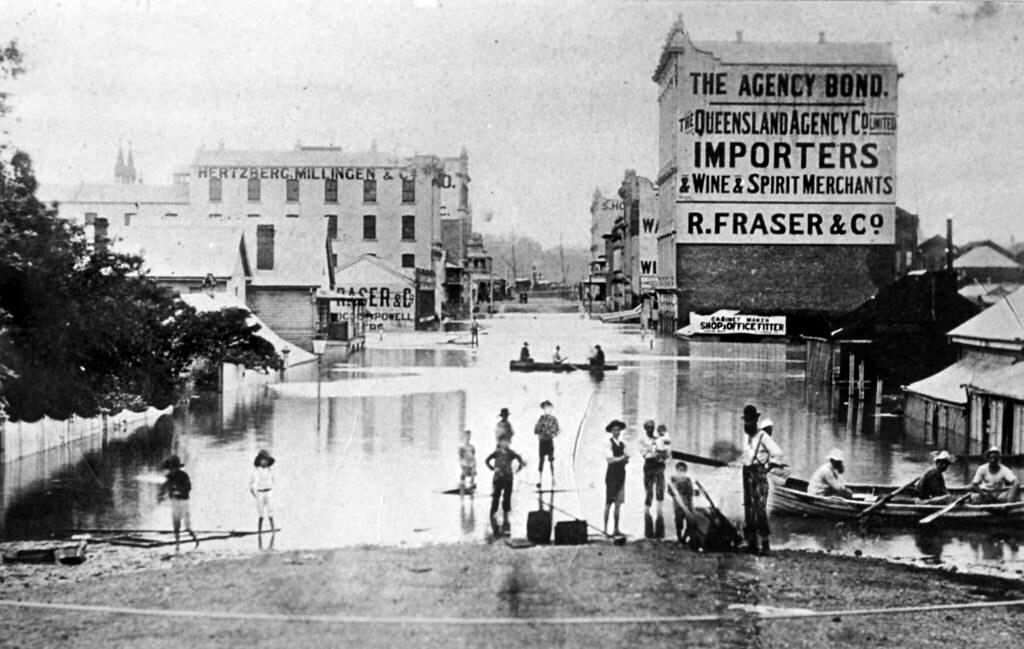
[508,361,618,373]
[769,475,1024,527]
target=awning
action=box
[904,354,1016,405]
[964,361,1024,401]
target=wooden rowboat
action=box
[769,474,1024,527]
[508,361,618,373]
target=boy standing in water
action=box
[249,449,277,541]
[458,430,477,494]
[158,455,199,553]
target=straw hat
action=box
[827,448,845,463]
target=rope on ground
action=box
[1,597,1022,625]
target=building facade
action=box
[653,19,900,335]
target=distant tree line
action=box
[486,233,590,285]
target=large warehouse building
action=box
[654,18,900,335]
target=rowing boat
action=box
[769,474,1024,526]
[508,361,618,373]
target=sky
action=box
[1,0,1023,248]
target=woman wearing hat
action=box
[603,420,629,536]
[250,449,277,539]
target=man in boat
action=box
[551,345,567,364]
[588,344,605,368]
[808,449,854,500]
[519,342,532,362]
[495,407,514,444]
[741,405,784,556]
[534,400,560,488]
[969,447,1020,504]
[603,420,629,536]
[485,437,526,535]
[915,450,954,504]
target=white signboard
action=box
[677,64,897,245]
[690,311,787,336]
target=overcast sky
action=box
[2,0,1022,248]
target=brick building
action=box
[653,19,901,335]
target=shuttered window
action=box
[326,214,338,239]
[402,177,415,203]
[248,177,261,202]
[257,224,275,270]
[325,178,338,203]
[363,178,377,203]
[209,177,222,202]
[286,178,299,202]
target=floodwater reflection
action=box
[2,313,1023,577]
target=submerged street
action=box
[3,311,1023,577]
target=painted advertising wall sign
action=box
[676,59,897,245]
[689,311,787,336]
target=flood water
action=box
[3,311,1024,577]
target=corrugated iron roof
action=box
[112,225,247,279]
[904,353,1016,405]
[948,285,1024,344]
[953,246,1021,269]
[965,361,1024,401]
[39,183,189,204]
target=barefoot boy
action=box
[158,455,199,552]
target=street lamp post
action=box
[312,338,328,433]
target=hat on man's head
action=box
[161,455,184,470]
[743,405,760,421]
[827,448,845,463]
[986,446,1001,457]
[540,400,553,408]
[253,449,276,467]
[605,419,626,433]
[934,450,954,463]
[758,418,774,431]
[643,419,656,428]
[499,407,510,417]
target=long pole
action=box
[316,353,323,434]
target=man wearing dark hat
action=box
[534,400,560,488]
[250,449,277,541]
[740,404,783,555]
[603,420,629,536]
[495,407,514,444]
[519,342,532,362]
[158,455,199,552]
[970,447,1019,504]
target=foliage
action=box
[0,153,281,422]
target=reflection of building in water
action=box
[352,391,465,456]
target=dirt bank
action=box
[1,540,1022,649]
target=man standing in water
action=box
[741,405,783,556]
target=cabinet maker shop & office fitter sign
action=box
[677,56,897,245]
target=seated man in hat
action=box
[970,447,1019,504]
[519,342,532,362]
[916,450,955,505]
[808,449,854,500]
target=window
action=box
[363,178,377,203]
[84,212,97,225]
[401,254,415,269]
[256,225,275,270]
[94,218,109,253]
[248,213,260,219]
[209,177,222,202]
[209,213,222,219]
[401,214,416,241]
[248,177,261,202]
[331,253,338,268]
[325,178,338,203]
[326,214,338,239]
[286,178,299,202]
[363,214,376,240]
[402,177,415,203]
[124,212,135,226]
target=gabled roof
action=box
[953,245,1021,269]
[178,293,313,364]
[335,253,414,285]
[38,183,189,205]
[904,353,1015,405]
[918,234,949,252]
[247,222,330,288]
[948,285,1024,347]
[112,225,249,280]
[965,361,1024,401]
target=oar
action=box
[857,478,919,520]
[671,450,729,468]
[919,492,972,525]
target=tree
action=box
[0,153,281,421]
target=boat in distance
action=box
[769,475,1024,526]
[508,360,618,373]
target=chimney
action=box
[736,30,743,43]
[819,31,826,44]
[946,217,954,271]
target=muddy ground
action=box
[1,539,1022,649]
